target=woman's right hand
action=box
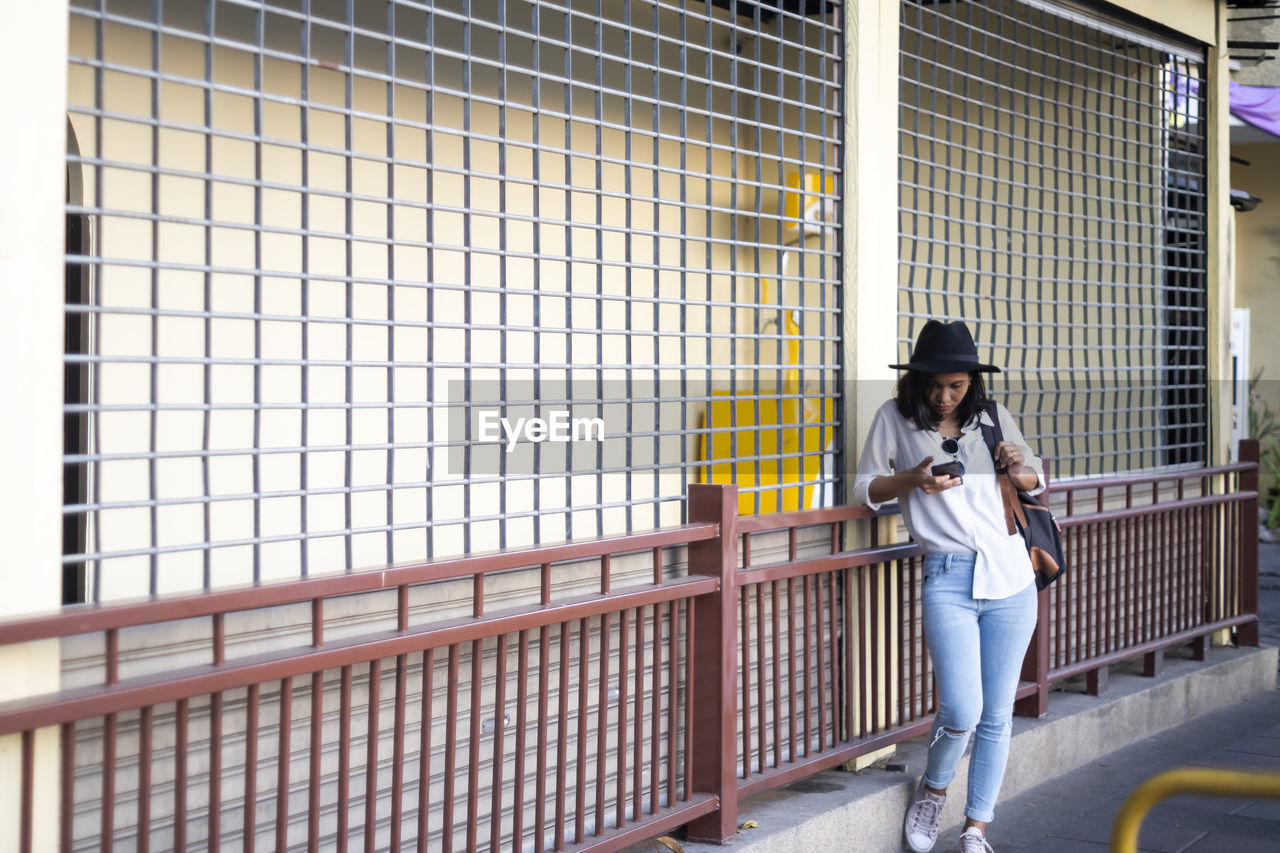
[908,456,961,495]
[866,456,961,503]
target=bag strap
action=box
[979,403,1027,533]
[978,401,1004,463]
[1000,471,1029,529]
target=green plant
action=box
[1265,443,1280,530]
[1248,368,1280,444]
[1248,369,1280,529]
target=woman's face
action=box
[927,372,971,418]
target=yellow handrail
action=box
[1111,767,1280,853]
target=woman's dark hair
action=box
[894,371,991,432]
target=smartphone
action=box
[930,460,964,481]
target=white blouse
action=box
[852,400,1046,600]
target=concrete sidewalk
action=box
[669,646,1277,853]
[657,541,1280,853]
[979,539,1280,853]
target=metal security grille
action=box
[64,0,843,602]
[898,0,1209,478]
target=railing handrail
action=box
[0,522,721,645]
[1057,490,1259,527]
[1110,767,1280,853]
[736,543,923,583]
[1052,460,1255,492]
[737,503,879,534]
[0,575,719,737]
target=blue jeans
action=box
[921,553,1038,824]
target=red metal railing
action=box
[0,444,1261,850]
[1018,440,1263,706]
[731,507,930,803]
[0,525,724,852]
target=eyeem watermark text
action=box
[478,410,606,453]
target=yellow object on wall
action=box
[784,171,836,222]
[699,392,836,515]
[783,171,838,247]
[703,169,839,516]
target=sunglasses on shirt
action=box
[932,436,964,481]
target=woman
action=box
[852,320,1043,853]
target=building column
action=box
[0,0,70,848]
[843,0,900,494]
[841,0,903,769]
[1207,0,1236,466]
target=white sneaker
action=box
[903,779,946,852]
[959,826,994,853]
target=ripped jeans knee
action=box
[930,725,970,749]
[923,723,974,790]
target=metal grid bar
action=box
[898,0,1208,478]
[64,0,844,600]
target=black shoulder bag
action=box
[978,403,1066,591]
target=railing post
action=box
[1015,457,1051,718]
[685,483,738,844]
[1014,588,1051,717]
[1238,439,1260,646]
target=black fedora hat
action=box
[888,320,1000,374]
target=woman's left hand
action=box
[994,441,1025,472]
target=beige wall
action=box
[1122,0,1216,45]
[1232,142,1280,452]
[0,1,69,847]
[1231,20,1280,87]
